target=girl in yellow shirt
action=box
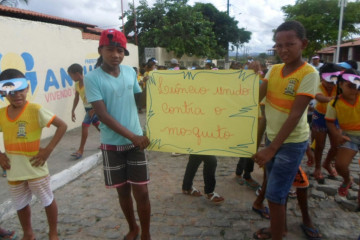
[312,63,342,183]
[325,68,360,197]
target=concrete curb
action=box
[0,152,102,222]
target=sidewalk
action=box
[0,113,359,239]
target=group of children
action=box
[0,20,359,240]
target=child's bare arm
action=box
[315,93,334,103]
[326,121,350,146]
[0,152,10,170]
[254,95,311,167]
[92,100,149,150]
[71,92,80,122]
[31,116,67,167]
[259,81,267,103]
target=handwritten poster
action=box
[146,70,259,157]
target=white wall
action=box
[0,16,138,149]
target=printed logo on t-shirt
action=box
[284,78,298,96]
[17,121,27,138]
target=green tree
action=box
[0,0,28,7]
[124,0,250,60]
[193,3,251,57]
[282,0,360,58]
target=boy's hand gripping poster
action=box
[146,70,259,157]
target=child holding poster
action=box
[252,20,318,239]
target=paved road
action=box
[0,112,359,239]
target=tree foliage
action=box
[124,0,251,59]
[282,0,360,57]
[0,0,28,7]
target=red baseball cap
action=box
[99,29,129,56]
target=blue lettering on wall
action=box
[21,52,38,94]
[44,69,60,91]
[60,68,73,88]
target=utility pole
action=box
[133,0,138,45]
[121,0,125,33]
[335,0,347,63]
[225,0,230,69]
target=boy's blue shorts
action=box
[312,110,339,132]
[83,108,100,127]
[265,139,308,205]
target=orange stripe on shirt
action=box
[266,92,293,110]
[5,140,40,153]
[339,123,360,131]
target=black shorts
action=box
[101,147,149,188]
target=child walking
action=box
[312,63,342,183]
[0,69,67,240]
[325,68,360,197]
[84,29,151,240]
[68,63,100,160]
[252,21,318,240]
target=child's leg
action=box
[45,199,58,240]
[313,131,327,180]
[252,168,269,219]
[182,155,203,191]
[296,188,312,226]
[202,155,217,194]
[235,157,245,177]
[17,205,35,240]
[116,184,140,240]
[268,201,287,239]
[335,147,357,185]
[77,124,89,154]
[322,132,338,176]
[132,184,151,240]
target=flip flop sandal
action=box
[70,152,83,160]
[123,234,139,240]
[300,224,322,240]
[252,206,270,219]
[235,175,245,185]
[255,186,262,196]
[253,228,272,240]
[206,192,224,205]
[182,186,202,197]
[0,230,16,240]
[244,178,260,190]
[338,182,352,197]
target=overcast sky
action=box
[18,0,299,53]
